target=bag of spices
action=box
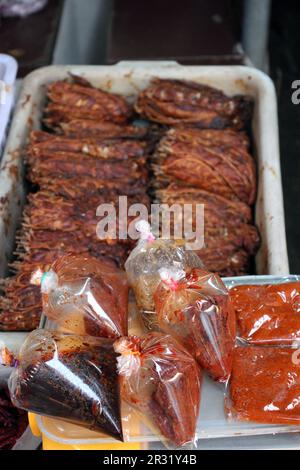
[125,220,203,330]
[230,281,300,345]
[8,329,123,440]
[114,332,201,448]
[154,267,235,382]
[31,254,129,339]
[227,345,300,425]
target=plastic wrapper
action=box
[154,268,235,382]
[114,332,201,448]
[230,282,300,345]
[227,345,300,425]
[125,220,203,329]
[31,254,129,338]
[8,329,123,441]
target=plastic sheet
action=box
[9,329,123,440]
[227,345,300,425]
[125,221,203,329]
[230,282,300,345]
[114,332,202,448]
[154,268,235,382]
[31,254,129,338]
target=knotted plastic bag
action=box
[125,220,203,330]
[154,267,235,382]
[31,254,129,338]
[8,329,123,440]
[114,332,201,447]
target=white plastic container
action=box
[0,54,17,158]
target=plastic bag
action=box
[154,267,235,382]
[227,345,300,425]
[9,329,123,441]
[230,282,300,345]
[31,254,129,339]
[125,220,203,329]
[114,332,201,448]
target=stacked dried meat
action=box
[136,79,252,129]
[137,85,259,275]
[0,76,151,331]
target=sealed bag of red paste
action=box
[31,253,129,338]
[125,220,203,330]
[230,282,300,345]
[154,267,235,382]
[9,329,123,440]
[227,345,300,425]
[114,332,201,447]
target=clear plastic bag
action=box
[227,345,300,425]
[9,329,123,441]
[125,221,203,330]
[31,254,129,339]
[114,332,202,448]
[154,268,235,382]
[230,282,300,345]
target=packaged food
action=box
[125,220,203,329]
[114,332,201,447]
[154,267,235,382]
[227,345,300,425]
[9,330,123,440]
[230,282,300,344]
[31,253,129,338]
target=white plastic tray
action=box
[0,54,17,159]
[0,64,292,445]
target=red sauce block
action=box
[230,282,300,344]
[228,346,300,425]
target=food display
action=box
[154,268,235,382]
[0,70,287,449]
[228,346,300,425]
[125,220,203,329]
[9,330,123,440]
[32,253,129,338]
[114,332,201,447]
[230,282,300,344]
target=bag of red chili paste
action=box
[31,253,129,339]
[114,332,201,448]
[125,220,203,330]
[8,329,123,441]
[154,267,235,383]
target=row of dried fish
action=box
[132,79,259,275]
[0,76,152,331]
